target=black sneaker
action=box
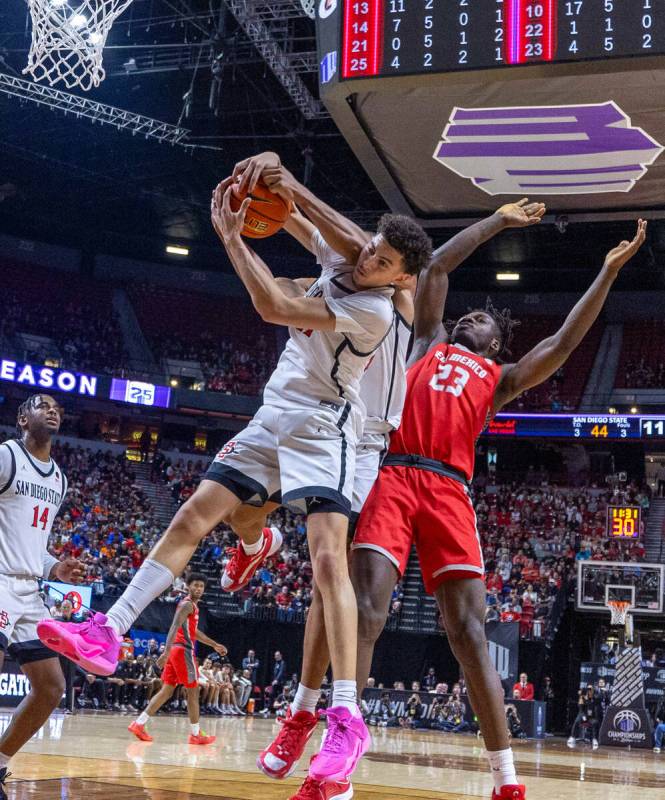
[0,766,11,800]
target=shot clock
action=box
[607,506,642,540]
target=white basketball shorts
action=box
[205,402,359,517]
[0,575,55,663]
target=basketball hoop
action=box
[23,0,134,90]
[300,0,316,19]
[607,599,632,627]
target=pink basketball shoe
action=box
[308,707,370,783]
[37,612,121,676]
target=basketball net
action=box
[300,0,316,20]
[607,600,634,645]
[23,0,134,90]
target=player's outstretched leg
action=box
[0,655,66,798]
[258,586,327,779]
[38,481,242,675]
[306,512,370,783]
[435,578,525,800]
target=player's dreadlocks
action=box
[445,298,520,363]
[15,395,39,438]
[483,297,520,361]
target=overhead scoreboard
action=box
[341,1,665,79]
[486,413,665,439]
[316,2,665,222]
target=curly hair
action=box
[484,297,520,360]
[445,298,520,362]
[15,395,39,438]
[377,214,432,276]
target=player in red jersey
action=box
[127,573,227,745]
[352,215,647,800]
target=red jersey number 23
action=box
[429,363,469,397]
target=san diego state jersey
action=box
[388,342,503,480]
[174,598,199,649]
[0,439,67,577]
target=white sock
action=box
[241,533,264,556]
[190,722,200,735]
[106,559,175,634]
[332,680,358,714]
[486,748,518,792]
[0,752,10,769]
[136,712,149,726]
[291,683,320,716]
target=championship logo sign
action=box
[433,102,664,196]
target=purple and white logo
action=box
[433,102,663,196]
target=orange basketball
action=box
[230,178,290,239]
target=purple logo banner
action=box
[433,102,663,196]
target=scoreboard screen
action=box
[607,506,641,540]
[342,0,665,79]
[485,413,665,440]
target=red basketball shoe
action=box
[188,731,216,745]
[257,708,319,779]
[221,527,283,593]
[492,785,526,800]
[128,721,153,742]
[288,764,353,800]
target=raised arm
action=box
[410,200,545,366]
[494,220,647,411]
[212,181,335,331]
[262,164,371,264]
[233,151,370,262]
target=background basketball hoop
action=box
[23,0,134,90]
[607,599,634,646]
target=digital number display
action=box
[485,413,665,439]
[340,1,665,80]
[607,506,641,540]
[109,378,171,409]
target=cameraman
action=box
[369,692,398,728]
[567,685,600,749]
[505,697,526,740]
[401,692,425,730]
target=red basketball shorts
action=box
[161,645,199,688]
[352,465,485,594]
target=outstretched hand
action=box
[604,219,647,273]
[497,198,546,228]
[211,178,251,243]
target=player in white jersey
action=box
[40,155,432,784]
[0,394,83,800]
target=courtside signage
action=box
[0,358,97,396]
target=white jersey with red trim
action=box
[262,231,395,433]
[0,439,67,578]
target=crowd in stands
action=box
[127,283,276,395]
[473,481,649,638]
[45,442,161,597]
[0,263,127,374]
[621,358,665,390]
[616,319,665,390]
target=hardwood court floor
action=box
[3,711,665,799]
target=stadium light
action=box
[608,407,617,414]
[630,406,638,414]
[496,272,520,282]
[166,245,189,256]
[169,378,179,388]
[70,13,88,27]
